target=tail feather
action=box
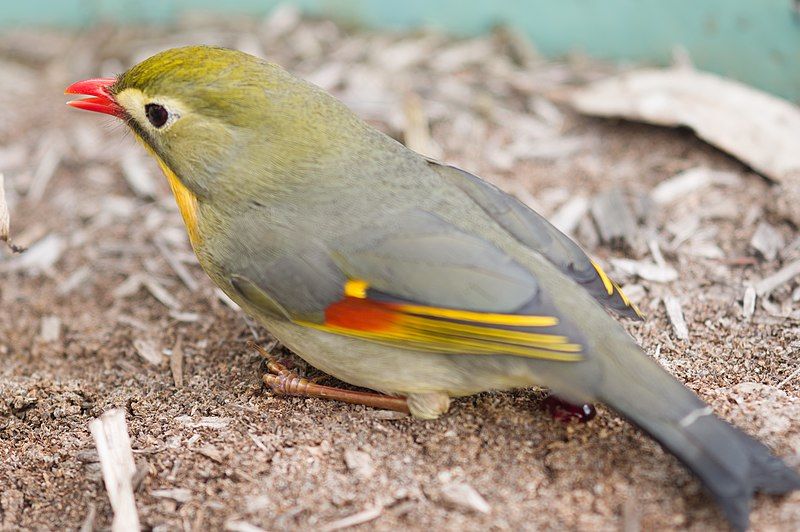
[596,353,800,531]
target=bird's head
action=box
[66,46,363,198]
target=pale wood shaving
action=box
[215,288,240,310]
[591,187,639,251]
[57,266,92,295]
[439,480,491,514]
[742,286,757,320]
[550,196,589,236]
[79,503,96,532]
[143,276,181,310]
[320,506,384,531]
[663,295,689,340]
[611,258,678,283]
[0,172,17,251]
[170,336,184,387]
[650,166,739,205]
[39,315,61,343]
[0,233,64,274]
[224,520,267,532]
[133,338,164,366]
[750,221,785,262]
[151,488,191,503]
[88,409,140,532]
[755,259,800,297]
[343,449,374,479]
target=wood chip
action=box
[112,274,145,299]
[343,449,374,479]
[196,445,223,463]
[79,503,96,532]
[622,495,641,532]
[550,196,589,236]
[116,314,151,332]
[0,233,64,274]
[750,221,784,262]
[777,366,800,389]
[754,259,800,296]
[591,187,639,251]
[0,173,8,241]
[570,68,800,185]
[742,286,756,320]
[151,488,192,503]
[663,295,689,340]
[170,336,184,387]
[178,416,231,429]
[611,258,678,283]
[648,239,668,268]
[529,96,564,130]
[320,506,383,532]
[133,338,164,366]
[367,410,408,420]
[169,311,200,323]
[88,409,140,532]
[39,315,61,343]
[120,152,157,199]
[650,167,737,205]
[248,432,269,453]
[439,481,491,514]
[214,288,240,310]
[224,521,267,532]
[155,237,199,291]
[0,173,23,252]
[143,276,181,310]
[58,266,92,295]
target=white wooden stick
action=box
[89,408,140,532]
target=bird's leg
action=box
[249,341,410,414]
[542,394,597,423]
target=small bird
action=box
[67,46,799,530]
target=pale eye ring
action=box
[145,103,169,128]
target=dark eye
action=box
[145,103,169,128]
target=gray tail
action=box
[597,353,800,531]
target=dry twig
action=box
[89,409,141,532]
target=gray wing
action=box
[428,159,644,320]
[227,209,588,362]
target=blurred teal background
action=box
[2,0,799,101]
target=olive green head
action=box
[102,46,368,198]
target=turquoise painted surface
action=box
[1,0,799,100]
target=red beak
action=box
[65,78,124,118]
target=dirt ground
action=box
[1,10,799,531]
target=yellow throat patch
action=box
[156,157,201,248]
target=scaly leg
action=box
[249,341,410,414]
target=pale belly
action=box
[256,314,543,398]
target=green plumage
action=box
[97,46,797,531]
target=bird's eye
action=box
[145,103,169,128]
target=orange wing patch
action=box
[297,280,584,362]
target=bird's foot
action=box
[249,341,410,414]
[543,394,596,423]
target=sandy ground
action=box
[1,10,799,531]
